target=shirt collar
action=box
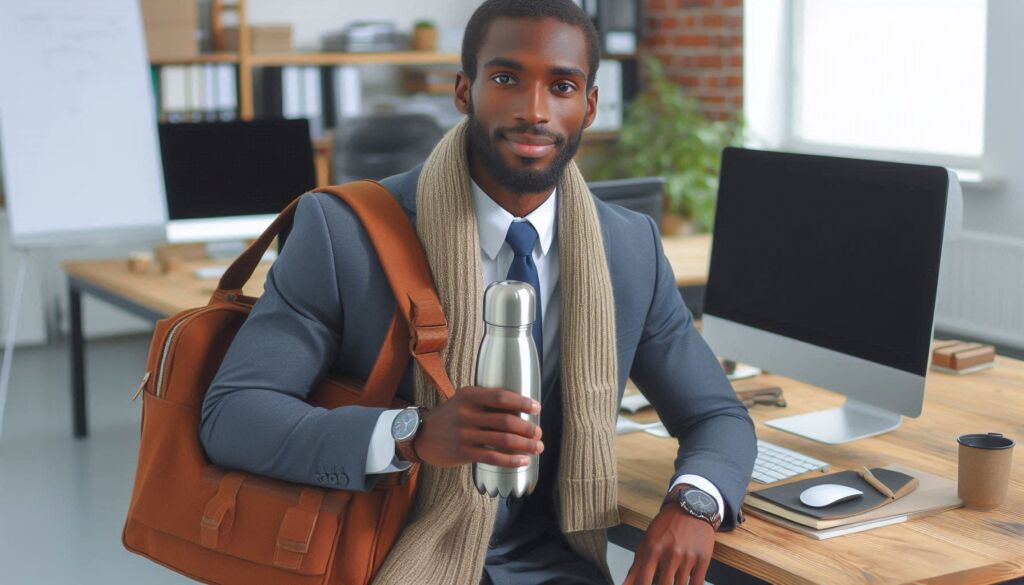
[471,178,557,261]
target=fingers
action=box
[470,410,542,440]
[690,553,711,585]
[657,553,682,585]
[463,446,532,468]
[624,548,657,585]
[463,429,543,457]
[463,386,540,416]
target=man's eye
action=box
[554,82,576,93]
[493,74,514,85]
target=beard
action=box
[466,110,584,195]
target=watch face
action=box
[392,409,419,441]
[683,489,718,515]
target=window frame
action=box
[778,0,986,171]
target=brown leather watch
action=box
[392,406,428,464]
[663,484,722,531]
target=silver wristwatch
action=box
[391,406,426,464]
[663,485,722,531]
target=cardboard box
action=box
[139,0,197,26]
[145,23,199,61]
[140,0,198,60]
[223,25,293,53]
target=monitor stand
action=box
[765,399,902,444]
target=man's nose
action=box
[514,83,550,126]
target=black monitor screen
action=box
[159,119,316,220]
[704,147,948,376]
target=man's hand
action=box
[412,386,543,468]
[623,490,715,585]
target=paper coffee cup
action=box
[957,432,1014,510]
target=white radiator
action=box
[935,230,1024,350]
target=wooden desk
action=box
[660,233,711,288]
[616,360,1024,584]
[62,234,710,437]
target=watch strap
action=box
[395,436,422,464]
[394,407,427,465]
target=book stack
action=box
[744,464,961,540]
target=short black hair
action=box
[461,0,601,90]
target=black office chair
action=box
[332,113,444,184]
[586,176,665,227]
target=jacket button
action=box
[488,537,497,549]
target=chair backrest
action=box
[587,176,665,226]
[332,113,444,184]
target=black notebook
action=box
[747,467,918,523]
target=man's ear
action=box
[455,71,472,115]
[582,85,599,129]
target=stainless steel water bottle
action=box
[472,280,542,498]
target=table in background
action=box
[61,234,711,437]
[613,357,1024,584]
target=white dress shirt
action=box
[361,179,724,518]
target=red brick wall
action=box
[640,0,744,120]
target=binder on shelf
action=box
[160,65,187,121]
[281,66,324,139]
[214,64,238,120]
[590,59,622,132]
[333,65,362,121]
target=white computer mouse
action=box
[799,484,864,508]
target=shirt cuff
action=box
[365,409,413,475]
[669,474,725,521]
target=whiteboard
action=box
[0,0,167,247]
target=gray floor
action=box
[0,334,638,584]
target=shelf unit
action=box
[148,0,630,184]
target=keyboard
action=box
[752,439,829,484]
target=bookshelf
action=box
[148,0,629,184]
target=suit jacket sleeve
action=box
[628,216,757,530]
[199,193,389,492]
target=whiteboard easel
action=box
[0,0,167,438]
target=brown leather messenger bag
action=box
[123,180,454,584]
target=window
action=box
[788,0,986,167]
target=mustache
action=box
[493,123,566,146]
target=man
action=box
[200,1,756,584]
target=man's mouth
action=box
[503,132,556,159]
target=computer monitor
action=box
[702,147,955,444]
[158,119,316,244]
[587,176,664,226]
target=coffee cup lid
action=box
[958,432,1015,449]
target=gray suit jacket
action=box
[200,165,756,530]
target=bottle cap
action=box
[482,280,536,327]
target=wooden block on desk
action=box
[931,339,995,373]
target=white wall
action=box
[966,0,1024,239]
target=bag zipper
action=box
[131,371,151,401]
[153,308,205,398]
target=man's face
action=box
[456,17,598,194]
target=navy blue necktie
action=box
[504,221,543,368]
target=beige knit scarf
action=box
[370,119,620,585]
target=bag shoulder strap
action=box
[215,180,455,404]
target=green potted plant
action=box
[590,56,743,235]
[411,20,438,52]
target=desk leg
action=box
[69,284,87,438]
